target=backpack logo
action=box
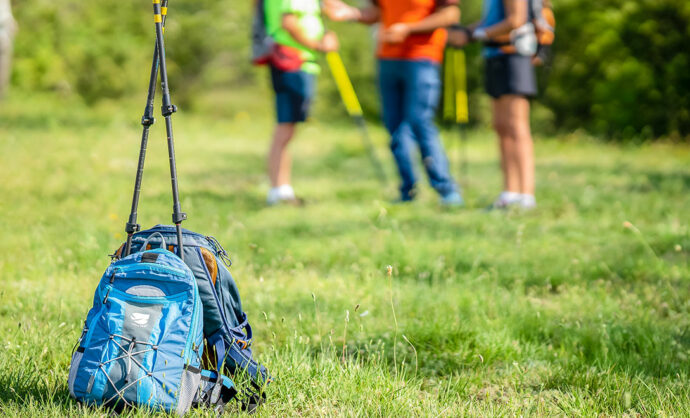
[130,312,150,327]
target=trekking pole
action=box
[326,52,388,186]
[454,49,469,184]
[153,0,187,260]
[444,47,469,185]
[124,0,171,257]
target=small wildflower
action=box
[675,244,682,252]
[623,221,633,229]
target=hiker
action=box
[323,0,463,206]
[261,0,339,205]
[0,0,16,99]
[447,0,538,209]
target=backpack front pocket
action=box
[81,288,195,410]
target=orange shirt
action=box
[374,0,459,63]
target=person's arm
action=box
[323,0,381,25]
[382,3,460,44]
[472,0,528,41]
[282,13,339,52]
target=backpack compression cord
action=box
[123,0,187,260]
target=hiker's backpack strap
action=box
[206,326,272,385]
[193,370,237,415]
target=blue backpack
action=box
[116,226,271,401]
[68,241,235,414]
[70,2,269,412]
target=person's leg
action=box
[268,123,296,188]
[379,59,417,200]
[493,97,520,193]
[490,96,523,208]
[402,60,459,200]
[505,95,535,202]
[505,55,537,207]
[266,67,314,204]
[493,95,535,207]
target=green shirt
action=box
[264,0,324,74]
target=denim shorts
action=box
[270,66,315,123]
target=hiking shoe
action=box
[440,191,464,207]
[267,184,300,206]
[486,191,521,211]
[519,194,537,210]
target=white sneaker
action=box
[267,184,296,206]
[519,194,537,210]
[489,191,522,210]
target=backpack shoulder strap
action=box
[193,369,238,414]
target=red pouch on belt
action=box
[270,44,304,72]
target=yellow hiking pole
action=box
[326,51,388,186]
[443,47,470,184]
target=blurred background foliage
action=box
[8,0,690,140]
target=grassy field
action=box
[0,92,689,416]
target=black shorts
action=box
[484,54,537,99]
[270,66,315,123]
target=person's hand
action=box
[447,28,470,48]
[323,0,358,22]
[319,31,340,52]
[382,23,411,44]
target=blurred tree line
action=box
[8,0,690,140]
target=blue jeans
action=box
[378,59,457,200]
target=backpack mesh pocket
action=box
[176,366,202,415]
[68,348,84,398]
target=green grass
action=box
[0,92,689,416]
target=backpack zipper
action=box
[116,262,188,277]
[104,285,188,304]
[183,283,202,366]
[206,236,232,267]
